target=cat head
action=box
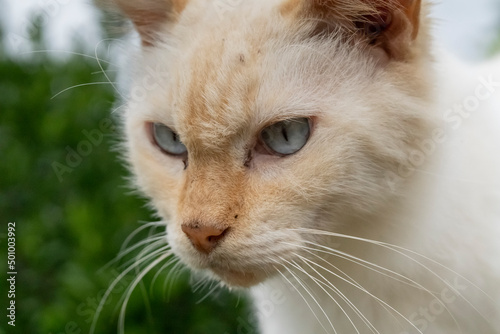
[112,0,434,287]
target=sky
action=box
[1,0,499,62]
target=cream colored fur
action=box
[107,0,500,332]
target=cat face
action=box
[118,0,432,287]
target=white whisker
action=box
[295,241,427,291]
[94,39,126,99]
[298,248,406,332]
[292,253,425,334]
[163,261,187,300]
[20,49,117,65]
[149,257,179,295]
[298,242,463,333]
[278,257,338,334]
[294,227,492,324]
[51,82,117,99]
[89,245,172,334]
[104,235,166,270]
[98,222,165,273]
[196,281,222,304]
[119,221,165,254]
[118,239,169,271]
[118,251,172,334]
[275,265,332,334]
[113,245,172,317]
[295,253,377,334]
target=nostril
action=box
[181,223,230,254]
[207,227,230,243]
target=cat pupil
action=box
[281,126,289,142]
[260,118,310,156]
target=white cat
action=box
[101,0,500,332]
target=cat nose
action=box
[181,223,229,254]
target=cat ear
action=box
[290,0,422,60]
[112,0,188,46]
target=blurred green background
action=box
[1,3,499,334]
[0,14,252,334]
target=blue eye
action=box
[260,118,310,156]
[152,123,187,156]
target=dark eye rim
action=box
[147,122,188,158]
[258,117,312,157]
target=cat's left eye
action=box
[151,123,187,156]
[260,118,311,156]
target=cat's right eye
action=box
[260,118,311,156]
[151,123,187,156]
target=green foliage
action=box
[0,50,250,333]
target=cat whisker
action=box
[99,221,166,273]
[118,239,169,271]
[149,256,180,296]
[28,42,125,101]
[119,221,165,254]
[297,241,437,293]
[293,241,463,333]
[289,258,362,334]
[110,102,128,115]
[191,274,211,293]
[289,252,425,334]
[20,49,117,65]
[51,81,118,99]
[274,265,333,334]
[118,251,173,334]
[89,245,172,334]
[117,226,168,270]
[295,228,492,298]
[163,260,187,300]
[94,38,126,99]
[294,253,378,334]
[295,227,493,325]
[112,235,166,268]
[114,245,172,313]
[278,257,338,334]
[196,280,223,304]
[91,69,118,75]
[296,247,415,333]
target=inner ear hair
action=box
[354,9,393,45]
[305,0,421,60]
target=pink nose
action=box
[181,223,229,254]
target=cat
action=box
[99,0,500,333]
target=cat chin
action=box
[179,252,274,287]
[174,249,272,287]
[208,266,270,288]
[182,255,273,287]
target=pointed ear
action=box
[291,0,422,60]
[112,0,188,46]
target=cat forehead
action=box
[132,0,371,149]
